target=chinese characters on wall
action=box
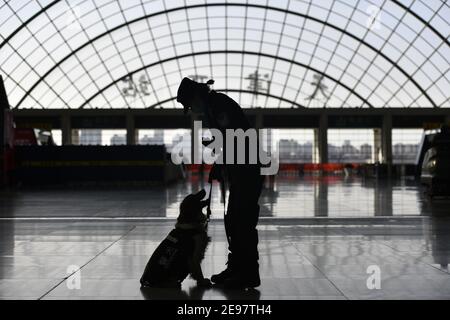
[120,71,276,107]
[246,70,271,96]
[121,74,151,98]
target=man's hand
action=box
[197,278,212,288]
[202,136,215,147]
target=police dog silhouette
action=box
[140,190,211,288]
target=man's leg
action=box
[224,176,263,288]
[211,184,237,284]
[224,187,234,253]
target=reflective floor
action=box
[1,217,450,300]
[1,175,450,300]
[0,175,443,218]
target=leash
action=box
[206,180,226,223]
[206,166,227,223]
[220,177,226,217]
[206,181,213,222]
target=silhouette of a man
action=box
[177,77,263,289]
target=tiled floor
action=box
[1,217,450,300]
[0,175,444,218]
[1,176,450,300]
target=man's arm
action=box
[208,92,251,130]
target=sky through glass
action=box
[0,0,449,110]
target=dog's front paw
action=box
[197,278,212,288]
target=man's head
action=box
[176,77,213,115]
[178,189,208,224]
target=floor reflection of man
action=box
[421,198,450,272]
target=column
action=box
[373,128,382,163]
[381,113,393,177]
[255,112,271,160]
[126,114,136,145]
[61,114,72,145]
[0,76,6,187]
[374,180,393,216]
[254,112,263,130]
[316,114,328,164]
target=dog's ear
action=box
[194,189,206,200]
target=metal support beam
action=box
[11,108,450,119]
[144,90,307,110]
[13,3,438,110]
[0,76,7,187]
[0,1,60,50]
[0,76,6,150]
[77,51,375,110]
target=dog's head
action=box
[177,189,208,225]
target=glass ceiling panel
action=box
[0,0,449,110]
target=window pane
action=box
[271,129,315,163]
[137,129,191,155]
[71,129,127,146]
[328,129,375,163]
[392,129,423,164]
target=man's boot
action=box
[211,254,234,284]
[223,262,260,289]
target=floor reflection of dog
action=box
[140,285,260,300]
[140,190,212,288]
[212,287,261,300]
[140,286,191,300]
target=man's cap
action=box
[180,189,208,215]
[177,77,197,114]
[177,78,215,114]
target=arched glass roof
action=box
[0,0,449,109]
